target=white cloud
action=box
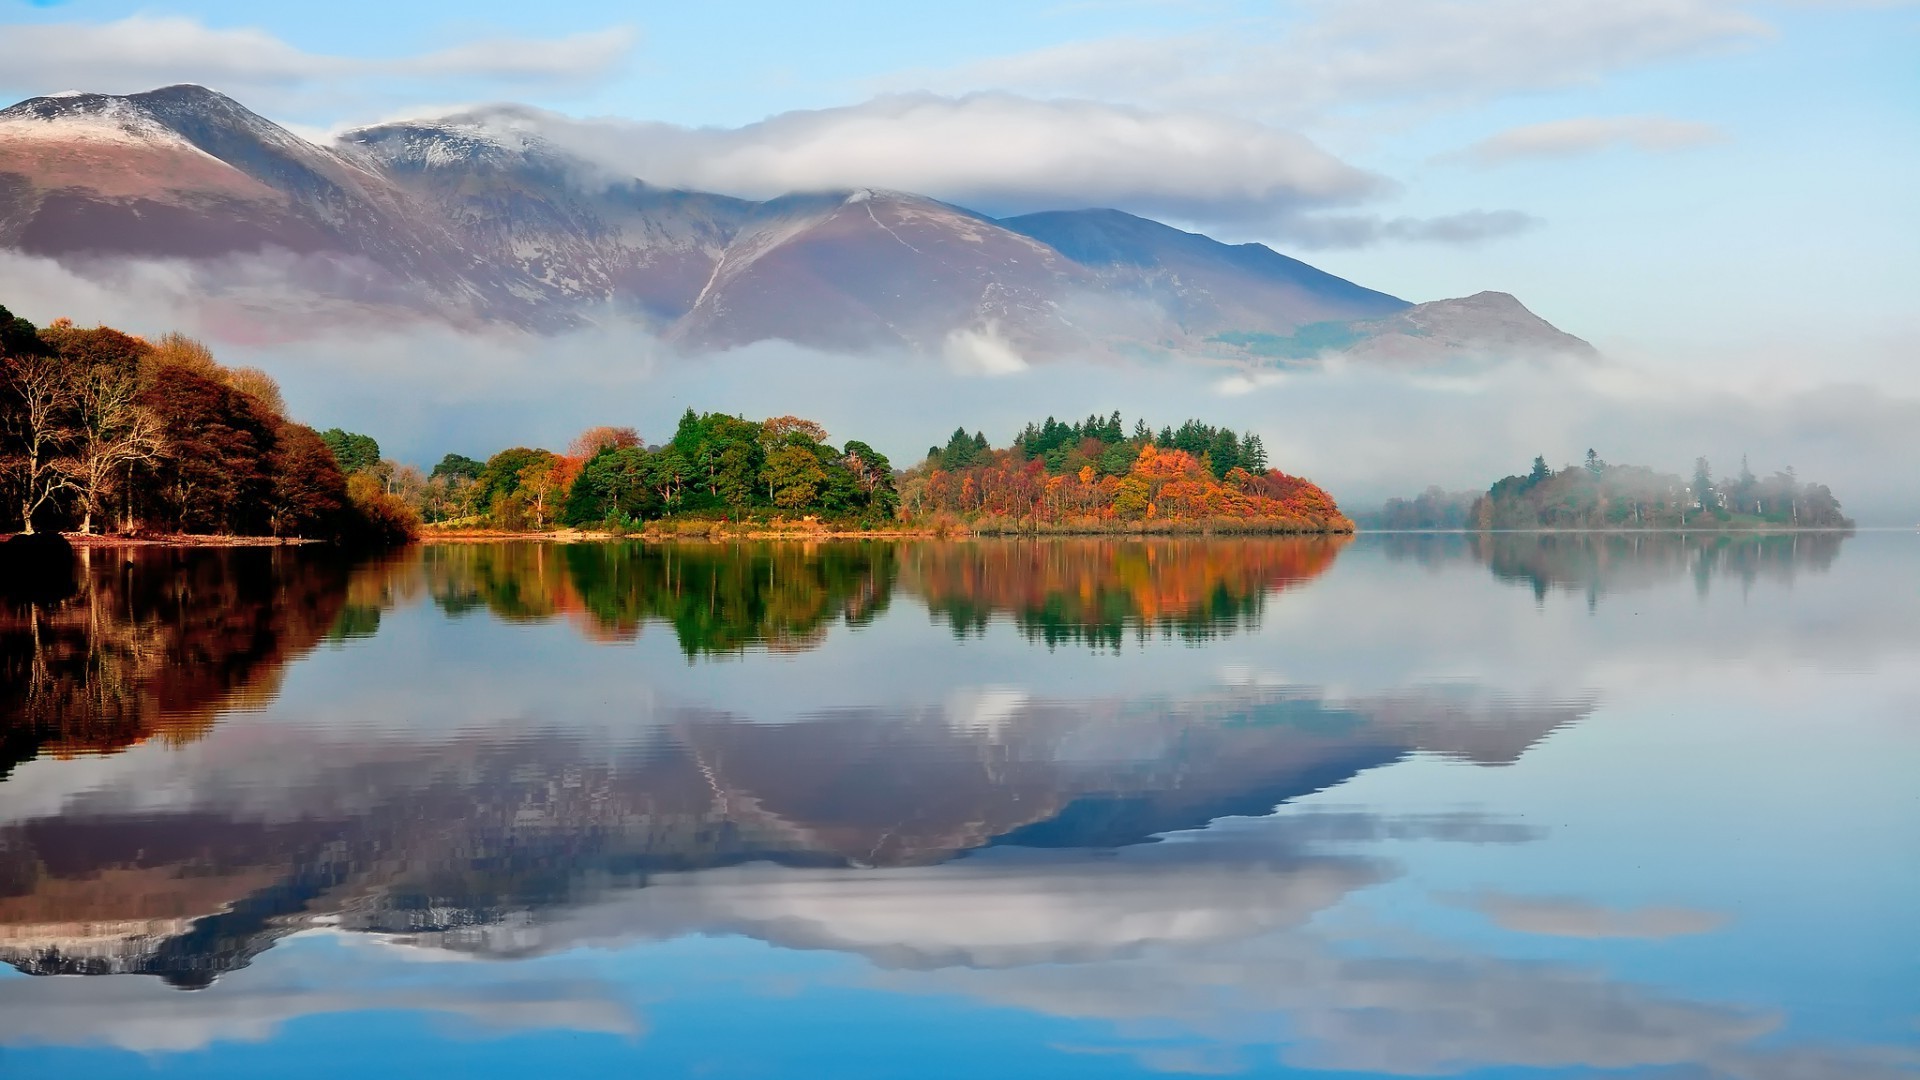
[901,0,1772,120]
[1280,209,1543,248]
[395,93,1386,226]
[0,16,636,101]
[1456,892,1729,938]
[1452,115,1728,165]
[0,954,638,1053]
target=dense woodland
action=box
[900,413,1349,532]
[346,410,1347,535]
[0,305,414,545]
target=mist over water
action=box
[4,248,1911,524]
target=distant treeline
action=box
[1365,451,1850,530]
[0,305,413,544]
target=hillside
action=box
[1,85,1594,363]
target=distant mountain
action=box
[0,85,1594,362]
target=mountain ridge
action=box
[0,85,1596,363]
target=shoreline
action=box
[11,524,1880,550]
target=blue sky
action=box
[3,0,1915,387]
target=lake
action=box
[1,533,1914,1079]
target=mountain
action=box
[1342,291,1598,363]
[0,86,1593,362]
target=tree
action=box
[1585,448,1605,477]
[842,440,899,518]
[1208,428,1242,478]
[1528,455,1551,486]
[1241,434,1268,473]
[140,367,278,534]
[1692,457,1714,510]
[568,425,640,459]
[512,452,565,529]
[431,453,485,482]
[762,415,829,445]
[225,367,286,417]
[763,444,829,510]
[939,426,979,470]
[0,352,78,533]
[0,304,44,359]
[320,429,382,474]
[68,358,164,533]
[266,423,349,538]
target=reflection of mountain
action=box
[0,682,1588,987]
[1380,531,1849,602]
[0,548,359,777]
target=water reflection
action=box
[0,533,1911,1080]
[1378,530,1850,602]
[0,548,359,777]
[0,677,1580,986]
[902,538,1347,647]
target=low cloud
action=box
[902,0,1771,120]
[0,15,636,103]
[1281,209,1543,248]
[397,93,1387,228]
[1451,115,1728,165]
[1455,892,1729,938]
[4,249,1916,524]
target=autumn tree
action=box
[569,425,640,459]
[140,366,279,534]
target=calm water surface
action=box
[0,533,1914,1078]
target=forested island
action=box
[1363,451,1851,530]
[395,410,1347,535]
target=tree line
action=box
[1470,451,1849,530]
[334,410,902,532]
[933,413,1268,480]
[0,305,413,545]
[903,413,1344,532]
[346,410,1346,535]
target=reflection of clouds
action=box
[1454,892,1727,939]
[896,937,1914,1080]
[942,685,1030,738]
[0,947,639,1052]
[403,827,1395,969]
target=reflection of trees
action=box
[407,537,1347,652]
[0,548,356,776]
[903,538,1348,647]
[416,542,898,656]
[1379,531,1849,603]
